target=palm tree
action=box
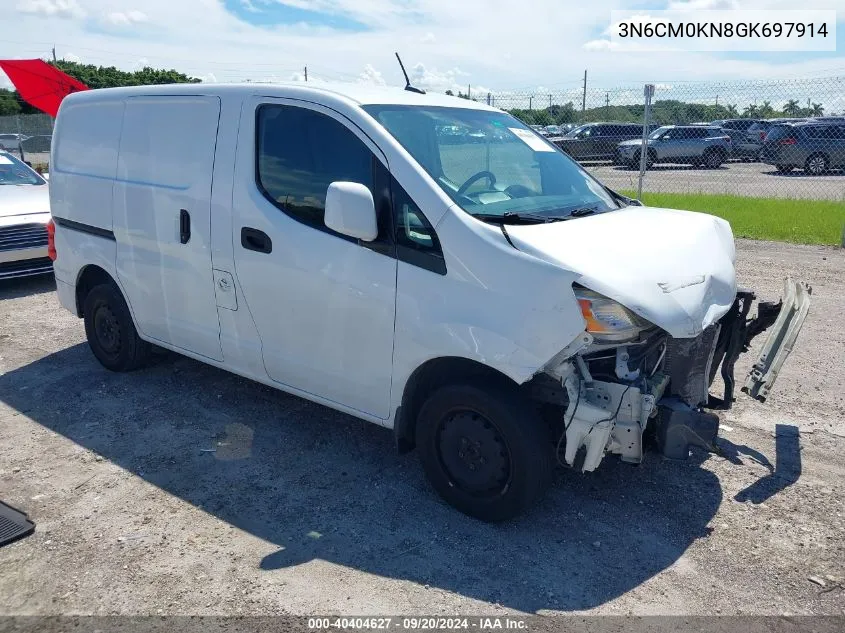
[725,104,738,116]
[810,103,824,117]
[759,100,775,117]
[783,99,801,117]
[743,104,760,118]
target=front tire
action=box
[83,283,151,372]
[415,381,553,522]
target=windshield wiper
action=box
[471,212,564,224]
[567,206,600,217]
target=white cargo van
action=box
[48,84,810,521]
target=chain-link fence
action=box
[3,75,844,201]
[0,113,53,171]
[494,75,845,201]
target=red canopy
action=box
[0,59,88,117]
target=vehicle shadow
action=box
[718,424,802,505]
[0,345,725,613]
[613,164,730,172]
[0,274,55,301]
[760,168,844,177]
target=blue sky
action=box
[2,0,844,105]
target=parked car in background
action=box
[711,119,761,134]
[543,125,562,137]
[616,125,732,169]
[0,133,29,151]
[759,121,845,174]
[737,118,806,161]
[0,151,53,280]
[20,134,52,153]
[553,122,650,161]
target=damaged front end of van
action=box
[511,212,812,472]
[532,279,809,471]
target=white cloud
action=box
[240,0,262,12]
[104,10,148,26]
[1,0,844,105]
[15,0,84,19]
[359,64,386,86]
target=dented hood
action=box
[505,206,738,338]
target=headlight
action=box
[573,287,650,343]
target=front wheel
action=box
[415,381,553,522]
[83,283,151,372]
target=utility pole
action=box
[715,95,719,107]
[549,94,553,109]
[487,92,491,106]
[468,84,471,100]
[529,95,533,111]
[304,66,308,82]
[51,46,57,62]
[581,69,587,122]
[605,92,609,117]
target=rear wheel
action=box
[702,149,724,169]
[630,150,654,170]
[415,381,553,522]
[804,153,828,175]
[83,283,151,372]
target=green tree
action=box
[783,99,801,117]
[758,100,775,117]
[810,102,824,117]
[743,104,760,118]
[50,60,200,89]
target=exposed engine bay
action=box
[528,278,811,471]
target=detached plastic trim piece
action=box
[0,501,35,547]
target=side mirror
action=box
[324,182,377,242]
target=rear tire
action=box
[804,153,828,175]
[702,149,724,169]
[415,381,553,522]
[83,283,151,372]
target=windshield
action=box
[648,126,670,140]
[0,153,45,186]
[362,106,618,221]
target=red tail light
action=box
[759,131,767,140]
[779,137,797,145]
[46,219,57,261]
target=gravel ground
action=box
[0,239,844,617]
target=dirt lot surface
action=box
[1,240,844,617]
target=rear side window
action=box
[54,101,124,178]
[257,105,375,230]
[765,125,792,142]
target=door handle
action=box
[179,209,191,244]
[241,227,272,254]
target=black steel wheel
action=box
[83,283,151,372]
[416,380,553,522]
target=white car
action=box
[0,134,29,151]
[48,84,810,521]
[0,151,53,280]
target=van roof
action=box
[59,81,497,112]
